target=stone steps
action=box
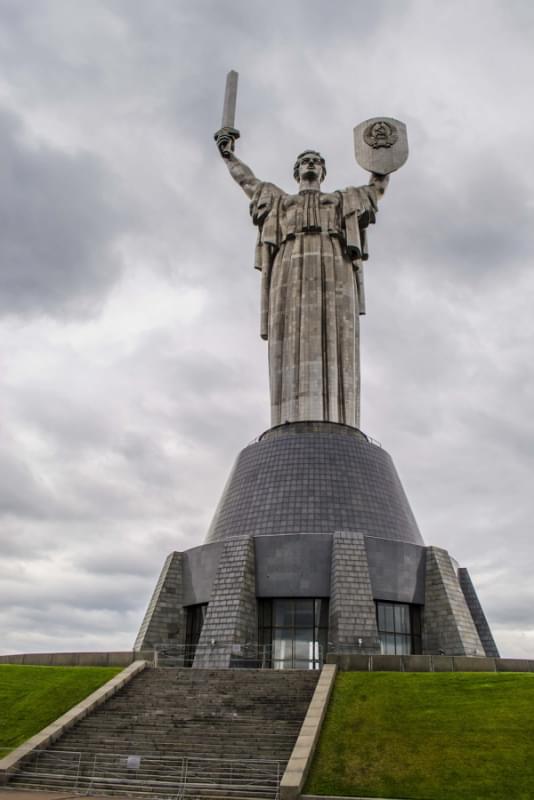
[10,667,318,798]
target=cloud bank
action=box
[1,0,533,656]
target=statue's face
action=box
[297,153,325,183]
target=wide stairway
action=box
[10,667,318,799]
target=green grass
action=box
[305,672,534,800]
[0,664,121,753]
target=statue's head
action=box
[293,150,327,183]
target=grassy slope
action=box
[306,672,534,800]
[0,665,121,753]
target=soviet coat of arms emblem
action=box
[363,120,399,149]
[354,117,408,174]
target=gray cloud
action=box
[0,0,534,658]
[384,156,534,288]
[0,108,129,319]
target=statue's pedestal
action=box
[206,421,423,545]
[135,422,499,666]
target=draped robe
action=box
[250,183,379,429]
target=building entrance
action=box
[258,598,328,669]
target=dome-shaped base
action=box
[205,421,424,546]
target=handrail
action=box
[153,641,324,670]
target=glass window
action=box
[184,603,208,667]
[377,603,387,632]
[411,606,422,637]
[384,604,395,632]
[273,628,294,662]
[258,598,329,670]
[376,601,422,655]
[316,599,329,629]
[294,600,314,627]
[294,629,314,661]
[258,599,272,628]
[395,635,411,655]
[394,604,410,634]
[274,601,294,627]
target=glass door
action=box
[258,598,328,669]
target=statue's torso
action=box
[278,190,341,244]
[249,181,379,428]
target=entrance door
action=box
[258,598,328,669]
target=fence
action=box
[13,750,282,800]
[154,641,324,670]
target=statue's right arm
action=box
[215,128,261,199]
[222,152,261,199]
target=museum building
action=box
[134,420,499,668]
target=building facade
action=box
[135,421,499,667]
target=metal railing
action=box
[154,641,324,670]
[364,433,382,448]
[328,637,382,653]
[154,641,273,669]
[13,749,82,790]
[12,750,282,800]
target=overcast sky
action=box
[1,0,533,657]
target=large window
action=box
[184,603,208,666]
[376,601,422,655]
[258,598,328,670]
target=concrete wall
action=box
[327,653,534,672]
[365,537,425,604]
[181,533,426,605]
[254,534,331,597]
[182,541,224,605]
[0,651,152,666]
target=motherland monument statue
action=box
[214,71,408,429]
[135,72,499,669]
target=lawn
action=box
[0,664,121,754]
[305,671,534,800]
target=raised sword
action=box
[214,70,240,155]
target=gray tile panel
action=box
[182,541,224,605]
[254,533,332,597]
[458,567,500,658]
[134,551,184,651]
[329,531,381,654]
[205,421,424,546]
[365,537,426,604]
[423,547,484,656]
[194,536,257,668]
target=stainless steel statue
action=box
[215,72,408,429]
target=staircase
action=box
[10,667,319,799]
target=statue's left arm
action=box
[368,172,390,200]
[340,173,389,316]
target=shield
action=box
[353,117,408,175]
